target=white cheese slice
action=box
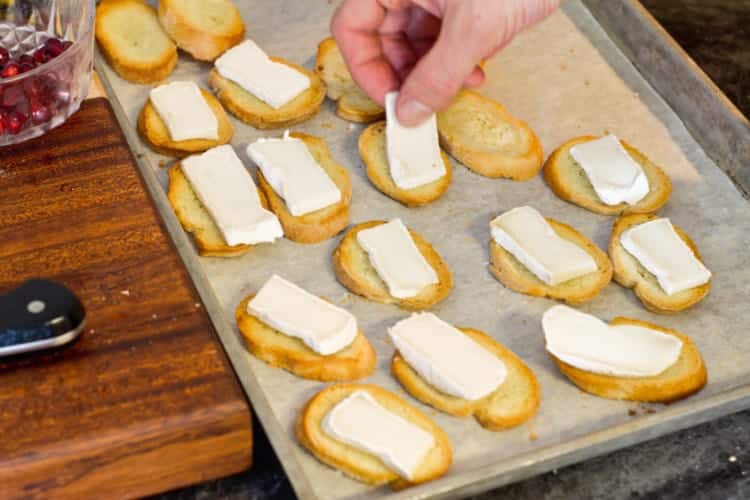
[569,135,650,205]
[543,305,682,377]
[322,390,435,480]
[620,218,711,295]
[149,81,218,141]
[384,91,446,190]
[356,219,439,299]
[490,206,598,286]
[181,145,283,246]
[389,313,507,400]
[215,39,310,109]
[247,275,357,356]
[246,132,342,216]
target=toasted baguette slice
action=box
[333,221,453,310]
[96,0,177,84]
[296,383,452,489]
[137,88,233,157]
[550,317,707,403]
[157,0,245,61]
[209,63,326,129]
[392,327,540,430]
[436,90,543,180]
[490,218,612,304]
[543,136,672,216]
[359,122,452,207]
[315,37,384,123]
[167,164,272,257]
[609,214,710,313]
[254,133,351,244]
[235,296,376,381]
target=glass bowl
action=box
[0,0,95,146]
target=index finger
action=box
[331,0,405,105]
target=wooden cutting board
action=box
[0,98,253,499]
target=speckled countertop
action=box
[153,2,750,499]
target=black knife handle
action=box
[0,279,86,357]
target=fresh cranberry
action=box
[61,40,72,51]
[0,47,8,66]
[33,48,51,64]
[19,54,35,66]
[1,63,19,78]
[18,62,35,74]
[30,100,50,124]
[45,38,66,57]
[4,110,27,134]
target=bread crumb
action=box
[195,302,201,308]
[645,408,656,414]
[560,63,567,71]
[152,313,158,319]
[120,290,130,296]
[159,160,168,168]
[89,329,95,334]
[348,123,356,131]
[529,432,538,442]
[628,409,637,416]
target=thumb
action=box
[396,13,482,125]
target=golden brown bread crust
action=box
[436,89,543,180]
[333,221,453,311]
[392,327,540,430]
[157,0,245,61]
[254,132,351,244]
[315,37,384,123]
[208,62,326,129]
[167,164,271,257]
[137,88,234,157]
[96,0,178,84]
[295,383,452,489]
[609,214,711,313]
[358,121,452,207]
[550,317,707,403]
[543,136,672,216]
[235,295,376,382]
[489,217,613,305]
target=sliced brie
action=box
[389,313,507,400]
[246,132,341,216]
[620,218,711,295]
[247,275,357,355]
[215,39,310,109]
[149,81,218,141]
[490,206,598,286]
[543,305,682,377]
[356,219,439,299]
[569,135,650,206]
[385,91,446,190]
[181,145,283,246]
[322,390,435,480]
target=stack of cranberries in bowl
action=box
[0,36,73,136]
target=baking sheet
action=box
[95,1,750,498]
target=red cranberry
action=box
[1,63,19,78]
[18,62,35,74]
[30,101,50,124]
[4,110,27,134]
[33,48,51,64]
[18,54,35,66]
[61,41,72,51]
[0,47,8,66]
[45,38,66,57]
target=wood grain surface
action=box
[0,98,253,499]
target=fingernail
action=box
[398,98,433,126]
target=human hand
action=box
[331,0,560,125]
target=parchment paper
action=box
[97,1,750,499]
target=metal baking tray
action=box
[95,0,750,498]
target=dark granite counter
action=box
[154,2,750,498]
